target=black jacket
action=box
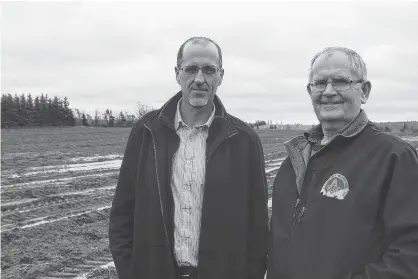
[268,111,418,279]
[109,92,269,279]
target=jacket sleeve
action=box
[109,124,141,279]
[352,144,418,279]
[247,135,269,279]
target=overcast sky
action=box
[2,1,418,124]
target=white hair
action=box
[309,47,367,81]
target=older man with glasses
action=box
[109,36,269,279]
[267,47,418,279]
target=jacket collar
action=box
[145,90,238,160]
[303,109,369,144]
[284,109,370,195]
[147,91,228,131]
[174,97,216,130]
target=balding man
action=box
[109,37,268,279]
[267,47,418,279]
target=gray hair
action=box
[309,47,367,81]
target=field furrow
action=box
[2,127,416,279]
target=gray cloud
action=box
[2,2,418,123]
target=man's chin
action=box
[188,98,209,107]
[317,110,345,122]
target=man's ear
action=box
[217,68,224,86]
[307,83,312,95]
[175,66,180,85]
[361,80,372,104]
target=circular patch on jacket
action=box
[320,173,349,200]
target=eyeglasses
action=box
[180,65,221,77]
[309,77,363,92]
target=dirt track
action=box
[1,127,287,279]
[2,127,416,279]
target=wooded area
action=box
[2,93,417,133]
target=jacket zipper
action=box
[144,123,175,269]
[284,143,322,275]
[287,169,314,274]
[287,197,300,255]
[169,139,180,266]
[197,131,237,279]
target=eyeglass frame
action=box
[179,64,223,77]
[308,77,364,93]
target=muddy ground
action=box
[1,126,416,279]
[0,126,289,278]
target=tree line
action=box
[1,93,76,128]
[1,93,155,129]
[2,93,417,133]
[73,102,154,127]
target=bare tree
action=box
[94,110,101,126]
[86,113,93,125]
[73,108,81,120]
[135,102,154,120]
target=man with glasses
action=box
[267,47,418,279]
[109,36,269,279]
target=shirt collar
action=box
[304,109,369,144]
[174,98,216,130]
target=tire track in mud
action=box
[37,252,115,279]
[1,171,118,191]
[1,186,116,233]
[1,152,285,279]
[2,184,116,210]
[34,157,283,279]
[1,155,282,233]
[2,206,115,279]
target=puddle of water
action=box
[74,261,115,279]
[265,164,282,174]
[1,170,20,180]
[20,205,112,229]
[1,171,118,189]
[49,185,115,197]
[96,205,112,211]
[3,155,285,181]
[402,136,418,142]
[23,160,122,177]
[266,157,285,163]
[101,262,115,268]
[266,162,282,167]
[69,154,122,163]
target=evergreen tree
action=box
[82,113,88,126]
[118,111,127,126]
[1,94,14,127]
[108,109,115,127]
[34,96,41,125]
[26,94,34,125]
[94,110,100,126]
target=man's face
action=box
[308,51,371,125]
[175,42,224,108]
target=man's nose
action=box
[323,81,337,96]
[194,70,205,84]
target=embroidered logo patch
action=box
[320,173,349,200]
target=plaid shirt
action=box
[171,98,215,267]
